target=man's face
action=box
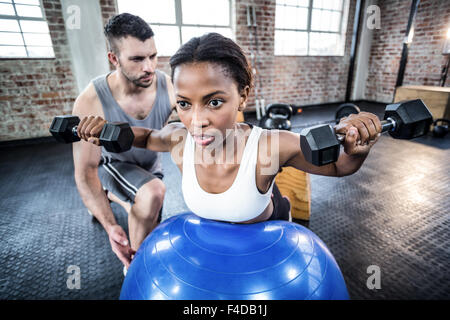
[112,36,158,88]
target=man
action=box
[72,13,176,271]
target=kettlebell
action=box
[259,103,293,131]
[432,118,449,138]
[335,103,361,124]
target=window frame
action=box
[0,0,55,60]
[275,0,348,56]
[117,0,234,57]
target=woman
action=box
[77,33,381,224]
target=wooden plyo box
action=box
[275,167,311,221]
[394,85,450,120]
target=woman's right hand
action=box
[77,115,107,146]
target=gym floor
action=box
[0,102,449,300]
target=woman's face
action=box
[173,62,248,148]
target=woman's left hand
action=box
[335,112,382,157]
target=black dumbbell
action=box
[300,99,433,166]
[49,115,134,153]
[259,103,293,130]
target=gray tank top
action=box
[92,70,172,173]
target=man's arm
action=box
[72,139,117,229]
[72,84,134,267]
[72,84,118,231]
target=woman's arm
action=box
[277,112,382,177]
[76,115,186,153]
[131,122,185,152]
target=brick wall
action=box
[99,0,116,26]
[365,0,411,103]
[234,0,276,108]
[99,0,356,108]
[0,0,78,141]
[365,0,450,103]
[99,0,116,72]
[2,0,448,141]
[403,0,450,87]
[272,2,355,106]
[99,0,450,106]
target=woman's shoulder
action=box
[236,122,252,133]
[257,128,301,169]
[163,122,188,136]
[161,122,188,148]
[165,123,188,167]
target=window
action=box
[117,0,233,57]
[275,0,349,56]
[0,0,54,58]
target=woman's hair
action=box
[169,33,253,93]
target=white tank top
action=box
[181,126,274,223]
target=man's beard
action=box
[120,68,153,88]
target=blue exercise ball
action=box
[120,213,349,300]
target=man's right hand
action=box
[107,224,136,268]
